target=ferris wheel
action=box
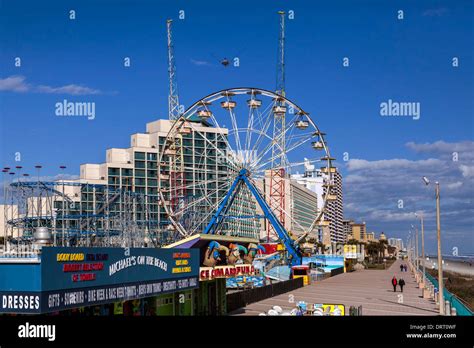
[158,87,335,243]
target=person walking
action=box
[400,264,404,272]
[404,265,407,272]
[399,278,405,292]
[391,276,398,292]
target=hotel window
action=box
[135,161,145,169]
[134,152,145,160]
[108,168,120,176]
[121,168,133,176]
[135,169,145,178]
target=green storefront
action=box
[111,279,226,316]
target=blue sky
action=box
[1,0,473,254]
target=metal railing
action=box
[227,277,304,313]
[422,268,473,316]
[0,244,41,260]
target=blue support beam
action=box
[202,173,243,235]
[202,169,302,266]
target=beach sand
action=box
[421,256,474,277]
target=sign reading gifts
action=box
[199,264,256,281]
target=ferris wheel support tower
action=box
[268,11,287,242]
[166,19,186,237]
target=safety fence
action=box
[330,266,345,277]
[311,272,330,282]
[423,270,473,316]
[227,277,304,313]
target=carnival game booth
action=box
[0,247,199,315]
[165,233,266,315]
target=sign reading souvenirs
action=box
[0,247,199,314]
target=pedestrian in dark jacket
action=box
[391,276,398,292]
[400,264,404,272]
[399,278,405,292]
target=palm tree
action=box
[377,240,388,263]
[314,241,325,254]
[367,242,379,263]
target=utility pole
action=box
[60,165,66,247]
[416,212,426,287]
[421,213,426,285]
[167,19,180,121]
[435,182,444,315]
[422,176,444,315]
[415,225,419,271]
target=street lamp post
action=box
[411,224,419,271]
[416,226,419,271]
[416,212,426,287]
[2,168,10,251]
[408,230,413,268]
[422,176,444,315]
[60,166,66,247]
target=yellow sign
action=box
[56,253,85,262]
[343,245,357,259]
[313,303,345,316]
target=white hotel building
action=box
[292,160,345,243]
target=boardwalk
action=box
[232,260,439,315]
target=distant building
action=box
[343,219,354,240]
[388,238,404,250]
[80,118,261,240]
[366,232,376,242]
[1,118,260,245]
[0,204,21,239]
[347,221,366,242]
[257,174,319,242]
[292,160,344,243]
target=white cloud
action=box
[406,140,474,156]
[446,181,463,190]
[190,59,211,66]
[343,140,474,251]
[366,210,419,222]
[422,8,449,17]
[0,75,30,92]
[459,165,474,178]
[0,75,102,95]
[36,84,101,95]
[346,158,442,171]
[345,174,365,184]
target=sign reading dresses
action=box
[0,247,199,314]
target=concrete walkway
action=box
[232,260,439,315]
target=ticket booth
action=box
[291,265,311,286]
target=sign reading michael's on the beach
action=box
[42,247,198,291]
[0,247,199,314]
